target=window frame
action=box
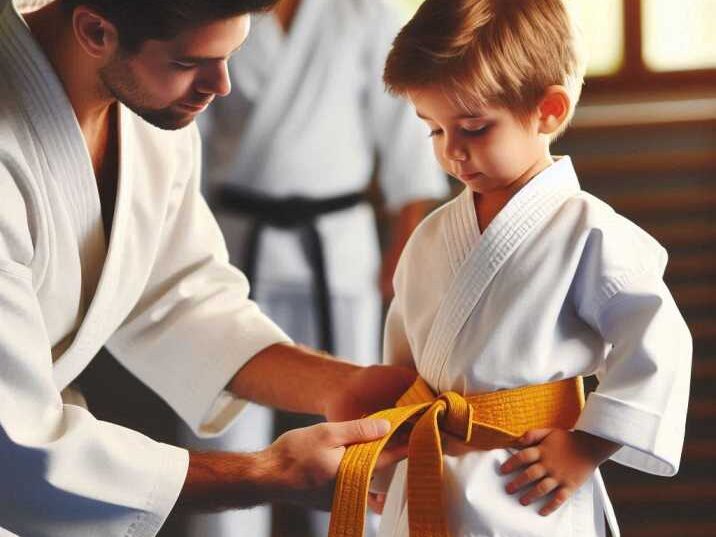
[584,0,716,96]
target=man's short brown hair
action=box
[61,0,278,53]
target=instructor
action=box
[0,0,414,535]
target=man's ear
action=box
[537,86,571,136]
[72,6,120,60]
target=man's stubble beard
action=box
[99,55,195,131]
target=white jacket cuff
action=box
[179,319,292,438]
[575,391,678,476]
[133,443,190,536]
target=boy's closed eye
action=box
[428,125,491,138]
[461,125,490,137]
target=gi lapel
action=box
[444,188,481,277]
[53,106,133,391]
[228,1,326,184]
[0,1,116,388]
[422,158,581,390]
[0,0,105,300]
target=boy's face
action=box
[408,86,551,196]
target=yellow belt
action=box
[328,376,585,537]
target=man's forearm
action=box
[229,343,359,416]
[176,417,395,513]
[176,451,270,512]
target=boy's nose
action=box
[442,134,468,162]
[444,144,468,162]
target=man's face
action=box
[100,14,250,130]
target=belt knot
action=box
[328,376,585,537]
[435,391,474,443]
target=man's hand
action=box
[500,429,620,516]
[258,418,404,510]
[321,364,417,423]
[178,418,400,512]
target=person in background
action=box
[181,0,448,536]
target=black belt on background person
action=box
[213,187,367,354]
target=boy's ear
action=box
[72,6,120,61]
[537,86,571,136]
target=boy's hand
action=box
[500,429,620,516]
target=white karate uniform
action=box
[184,1,447,535]
[0,1,290,535]
[378,157,691,537]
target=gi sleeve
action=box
[0,163,188,537]
[363,0,449,211]
[106,125,291,438]
[573,226,692,476]
[383,297,413,369]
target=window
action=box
[391,0,716,93]
[641,0,716,72]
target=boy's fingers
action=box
[500,446,540,474]
[519,477,559,505]
[538,487,571,516]
[505,463,546,493]
[518,428,553,446]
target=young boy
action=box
[352,0,691,536]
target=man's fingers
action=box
[325,418,392,447]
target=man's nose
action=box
[197,61,232,97]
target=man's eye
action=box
[428,129,443,138]
[172,61,197,70]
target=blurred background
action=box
[552,1,715,536]
[69,0,714,536]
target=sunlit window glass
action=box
[569,0,624,76]
[642,0,716,71]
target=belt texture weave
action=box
[328,376,585,537]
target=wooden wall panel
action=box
[554,115,716,537]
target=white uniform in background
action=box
[183,0,448,536]
[0,1,290,535]
[378,157,691,537]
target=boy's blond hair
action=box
[384,0,586,137]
